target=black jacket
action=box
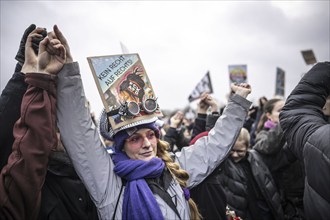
[189,113,227,220]
[0,72,27,170]
[163,126,190,152]
[0,72,98,220]
[220,150,284,220]
[280,62,330,219]
[253,125,305,219]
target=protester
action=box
[253,98,305,219]
[188,93,227,220]
[163,110,191,152]
[220,127,284,220]
[255,98,283,134]
[0,24,98,220]
[0,24,46,171]
[53,25,252,220]
[279,62,330,220]
[249,96,268,145]
[0,26,66,219]
[243,105,258,132]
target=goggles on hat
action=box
[109,98,158,118]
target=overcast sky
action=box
[1,1,329,117]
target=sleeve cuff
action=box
[25,73,57,95]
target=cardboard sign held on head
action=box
[87,54,162,131]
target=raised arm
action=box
[0,24,46,170]
[176,83,252,188]
[0,27,65,220]
[53,25,121,217]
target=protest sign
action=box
[228,64,247,84]
[87,53,162,130]
[275,67,285,97]
[301,49,317,65]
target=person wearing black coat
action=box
[188,93,227,220]
[163,111,191,152]
[220,128,284,220]
[163,93,228,220]
[279,62,330,219]
[0,24,98,220]
[253,98,305,219]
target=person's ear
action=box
[266,112,272,120]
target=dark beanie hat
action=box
[113,122,160,151]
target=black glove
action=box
[15,24,47,65]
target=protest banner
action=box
[87,54,162,130]
[188,71,213,102]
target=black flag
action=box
[188,71,213,102]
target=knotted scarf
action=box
[113,152,165,220]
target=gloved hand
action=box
[15,24,47,65]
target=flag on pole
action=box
[228,64,247,85]
[275,67,285,97]
[301,49,317,65]
[188,71,213,102]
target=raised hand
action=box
[38,37,66,75]
[170,111,184,128]
[15,24,47,65]
[21,27,47,73]
[48,25,73,63]
[231,83,252,98]
[197,92,210,114]
[204,94,218,113]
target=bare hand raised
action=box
[38,37,66,75]
[21,27,45,73]
[170,111,184,129]
[48,25,73,63]
[230,83,252,98]
[22,26,66,75]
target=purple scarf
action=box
[113,152,165,220]
[264,119,277,129]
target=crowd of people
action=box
[0,24,329,220]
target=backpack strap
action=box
[112,179,126,220]
[147,180,182,220]
[146,169,182,220]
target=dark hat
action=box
[99,109,159,141]
[112,122,160,151]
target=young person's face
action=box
[123,128,158,161]
[266,100,285,123]
[230,140,248,163]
